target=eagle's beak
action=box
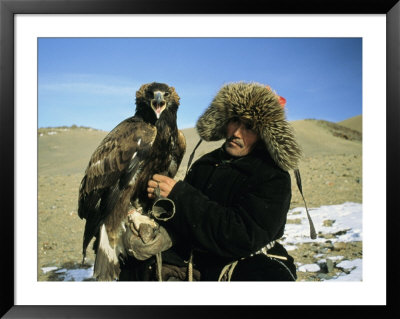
[151,91,167,119]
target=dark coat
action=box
[160,144,294,279]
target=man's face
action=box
[224,118,260,157]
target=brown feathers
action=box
[82,118,157,194]
[78,83,185,277]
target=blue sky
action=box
[38,38,362,131]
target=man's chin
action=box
[225,144,245,157]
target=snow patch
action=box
[42,202,363,282]
[298,264,321,273]
[42,266,58,274]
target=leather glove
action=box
[123,209,172,261]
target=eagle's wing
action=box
[80,118,156,198]
[78,116,157,257]
[167,129,186,178]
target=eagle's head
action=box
[135,82,180,125]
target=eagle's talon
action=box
[127,208,159,243]
[128,221,139,236]
[138,223,158,244]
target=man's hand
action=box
[124,209,172,260]
[124,225,172,261]
[147,174,177,198]
[127,209,159,244]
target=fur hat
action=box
[196,82,302,171]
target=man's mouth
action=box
[227,136,243,148]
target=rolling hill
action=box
[38,116,362,179]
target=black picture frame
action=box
[1,0,399,317]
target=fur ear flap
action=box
[260,122,302,171]
[196,103,229,141]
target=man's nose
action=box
[233,124,245,137]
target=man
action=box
[146,82,302,281]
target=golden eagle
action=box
[78,82,186,281]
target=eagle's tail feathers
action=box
[93,224,120,281]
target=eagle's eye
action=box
[164,92,170,97]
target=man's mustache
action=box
[226,136,244,147]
